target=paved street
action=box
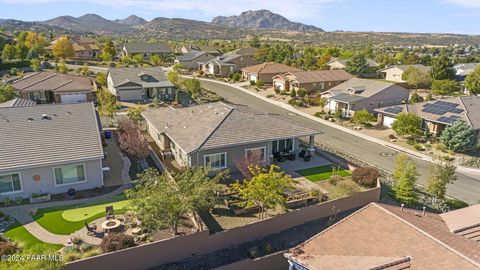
[198,79,480,205]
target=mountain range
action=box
[1,10,479,46]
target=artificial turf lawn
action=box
[33,193,130,235]
[296,165,352,182]
[5,221,63,250]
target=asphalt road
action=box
[199,79,480,205]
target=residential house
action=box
[375,96,480,137]
[454,63,480,94]
[44,37,100,60]
[321,78,410,117]
[241,62,303,84]
[0,98,36,108]
[0,103,104,199]
[11,71,95,104]
[174,51,216,70]
[272,70,353,93]
[327,58,378,70]
[107,67,175,102]
[285,202,480,270]
[143,102,320,172]
[180,45,222,56]
[200,47,261,77]
[122,42,171,60]
[377,64,431,83]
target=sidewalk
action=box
[191,77,480,179]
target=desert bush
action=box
[100,233,135,253]
[255,80,264,87]
[64,252,81,262]
[414,144,425,151]
[71,237,83,246]
[79,243,93,252]
[81,248,102,259]
[329,181,360,199]
[352,167,379,188]
[266,94,274,98]
[0,242,19,256]
[63,245,79,254]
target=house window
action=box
[29,91,41,101]
[245,147,266,161]
[204,153,227,169]
[0,173,21,194]
[272,139,294,153]
[54,164,86,186]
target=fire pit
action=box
[101,219,122,232]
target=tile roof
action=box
[123,42,171,54]
[11,72,93,93]
[188,45,222,54]
[0,98,36,108]
[440,204,480,234]
[283,70,353,84]
[142,102,320,154]
[0,103,103,173]
[176,51,210,62]
[107,67,173,88]
[285,203,480,270]
[375,96,480,130]
[241,62,303,74]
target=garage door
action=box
[383,116,396,128]
[61,93,87,104]
[119,89,144,101]
[249,74,257,82]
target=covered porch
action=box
[20,90,55,104]
[145,86,176,101]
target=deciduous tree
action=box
[392,112,422,138]
[352,109,374,126]
[430,54,455,80]
[401,66,431,89]
[231,165,294,219]
[392,154,417,205]
[426,162,457,200]
[117,119,149,161]
[127,105,146,124]
[464,66,480,95]
[346,53,368,76]
[431,80,460,98]
[52,36,74,60]
[0,83,17,103]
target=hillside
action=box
[212,10,323,32]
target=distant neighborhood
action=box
[1,10,480,270]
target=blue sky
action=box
[0,0,479,34]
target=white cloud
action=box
[443,0,480,7]
[0,0,346,21]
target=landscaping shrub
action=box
[445,198,469,209]
[79,243,93,252]
[413,144,425,151]
[63,245,79,254]
[100,233,135,253]
[290,89,296,97]
[255,80,264,87]
[329,181,360,199]
[266,94,274,98]
[249,80,255,86]
[295,99,306,107]
[314,111,325,117]
[352,167,379,188]
[280,90,288,95]
[71,237,83,246]
[297,88,308,97]
[0,60,30,71]
[288,99,296,105]
[64,252,81,262]
[81,248,102,259]
[0,242,19,256]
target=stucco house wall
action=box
[0,159,103,199]
[383,67,406,83]
[349,85,410,113]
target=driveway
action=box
[194,79,480,205]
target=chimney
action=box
[401,203,405,211]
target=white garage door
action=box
[61,93,87,104]
[383,116,396,128]
[249,74,257,82]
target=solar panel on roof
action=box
[434,101,457,107]
[449,108,464,114]
[437,115,462,125]
[385,106,403,114]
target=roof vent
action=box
[41,114,50,120]
[27,117,34,122]
[67,111,72,115]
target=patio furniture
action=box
[101,219,122,233]
[273,151,280,159]
[303,154,312,162]
[298,149,306,158]
[288,153,296,161]
[85,221,97,236]
[278,156,287,162]
[106,206,115,220]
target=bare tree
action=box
[235,149,266,180]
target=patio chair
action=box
[303,154,312,162]
[298,149,306,158]
[273,151,280,159]
[85,221,97,236]
[105,206,115,220]
[288,153,296,161]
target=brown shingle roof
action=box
[285,203,480,270]
[283,70,353,84]
[12,72,93,93]
[241,62,303,74]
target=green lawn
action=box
[33,193,130,235]
[296,165,352,182]
[5,221,63,250]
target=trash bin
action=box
[105,130,112,139]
